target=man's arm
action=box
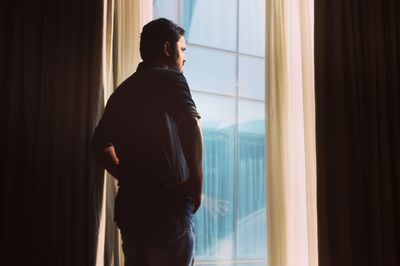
[91,92,120,180]
[93,146,120,180]
[170,116,203,212]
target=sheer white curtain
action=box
[96,1,152,265]
[113,0,152,86]
[266,0,318,265]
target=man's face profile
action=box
[167,36,186,73]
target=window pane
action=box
[192,92,236,260]
[183,0,237,51]
[185,45,236,96]
[237,100,267,259]
[238,0,265,56]
[153,0,178,21]
[153,1,267,264]
[238,55,265,100]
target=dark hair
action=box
[140,18,185,61]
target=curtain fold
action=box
[315,0,400,265]
[0,0,105,265]
[96,0,115,265]
[266,0,318,265]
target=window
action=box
[154,1,267,264]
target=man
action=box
[92,18,203,266]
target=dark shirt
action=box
[92,62,200,242]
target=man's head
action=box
[140,18,186,72]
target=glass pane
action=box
[153,0,178,22]
[238,55,265,100]
[191,92,236,260]
[185,45,236,96]
[183,0,237,51]
[238,0,265,57]
[237,100,267,259]
[153,1,267,264]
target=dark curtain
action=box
[0,0,105,265]
[315,0,400,265]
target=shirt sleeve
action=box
[166,72,201,121]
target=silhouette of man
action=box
[92,18,203,266]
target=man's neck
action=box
[142,60,168,69]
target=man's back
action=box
[93,62,200,241]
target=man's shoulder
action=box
[144,67,185,81]
[112,68,187,99]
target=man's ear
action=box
[163,41,171,57]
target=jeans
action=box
[121,224,195,266]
